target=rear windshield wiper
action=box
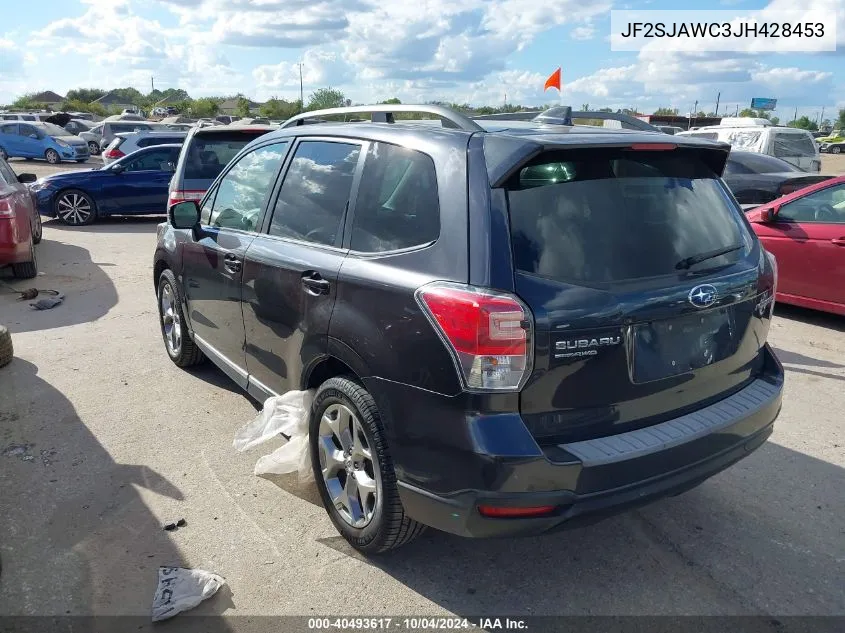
[675,244,744,270]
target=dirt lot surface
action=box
[0,153,843,631]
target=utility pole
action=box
[714,92,720,117]
[735,104,739,116]
[820,106,825,126]
[151,76,154,93]
[793,106,798,123]
[298,63,304,112]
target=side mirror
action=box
[169,200,201,230]
[17,173,37,184]
[761,206,778,223]
[111,163,126,174]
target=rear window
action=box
[138,136,183,148]
[183,131,270,180]
[773,132,817,158]
[507,148,750,284]
[725,131,762,150]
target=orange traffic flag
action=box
[544,67,562,92]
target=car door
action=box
[180,141,291,387]
[0,123,21,157]
[766,182,845,306]
[17,124,42,158]
[241,138,364,398]
[97,147,176,213]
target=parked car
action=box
[78,123,105,155]
[0,121,89,164]
[817,130,845,154]
[163,123,194,132]
[30,144,182,226]
[745,176,845,315]
[0,113,37,122]
[231,117,272,126]
[215,115,238,125]
[679,122,821,172]
[153,104,783,554]
[64,119,95,136]
[167,124,274,206]
[0,157,40,278]
[100,120,156,150]
[722,150,833,208]
[102,130,187,165]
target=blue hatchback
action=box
[0,121,90,164]
[30,144,182,225]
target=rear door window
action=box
[349,142,439,252]
[138,136,183,148]
[507,148,751,284]
[773,133,817,159]
[0,123,18,135]
[124,148,177,172]
[268,140,362,247]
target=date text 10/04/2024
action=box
[307,618,529,630]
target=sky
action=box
[1,0,843,123]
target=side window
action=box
[723,159,746,176]
[268,140,361,246]
[124,148,176,172]
[0,124,17,135]
[773,133,816,159]
[350,142,439,252]
[207,141,289,232]
[779,184,845,224]
[19,124,37,137]
[91,125,103,135]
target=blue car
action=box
[31,144,182,226]
[0,121,90,164]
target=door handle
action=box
[223,253,241,273]
[301,272,330,295]
[831,238,845,247]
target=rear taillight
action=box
[627,143,677,151]
[168,190,205,207]
[0,196,14,218]
[104,148,125,159]
[416,282,533,391]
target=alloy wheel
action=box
[160,282,182,357]
[45,149,60,164]
[317,403,380,528]
[56,193,93,225]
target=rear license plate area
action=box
[632,308,737,383]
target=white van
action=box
[678,120,820,172]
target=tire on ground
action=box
[0,325,13,368]
[157,268,205,367]
[310,376,425,554]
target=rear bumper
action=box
[390,345,783,538]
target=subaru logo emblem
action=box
[689,284,717,309]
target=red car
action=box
[746,175,845,315]
[0,157,40,279]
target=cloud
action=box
[252,49,354,99]
[0,39,24,76]
[571,25,596,41]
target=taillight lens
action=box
[478,504,556,518]
[416,282,533,391]
[168,190,205,207]
[104,148,125,159]
[0,196,14,218]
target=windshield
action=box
[36,122,71,136]
[183,131,270,180]
[507,148,751,284]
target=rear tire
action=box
[11,240,37,279]
[310,377,425,554]
[32,211,42,244]
[45,149,60,164]
[832,146,842,155]
[88,141,99,155]
[157,269,205,367]
[0,325,12,368]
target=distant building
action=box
[93,91,137,111]
[638,114,722,131]
[31,90,65,109]
[218,98,263,115]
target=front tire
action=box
[157,269,205,367]
[310,377,425,554]
[54,189,96,226]
[11,240,37,279]
[45,149,60,164]
[832,146,842,155]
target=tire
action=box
[832,146,842,155]
[32,211,42,244]
[0,146,6,161]
[0,325,12,368]
[45,149,60,164]
[88,141,100,155]
[157,269,205,367]
[11,240,37,279]
[310,377,425,554]
[54,189,96,226]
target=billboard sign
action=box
[751,98,777,111]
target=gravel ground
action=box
[0,153,843,630]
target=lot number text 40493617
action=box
[307,617,529,630]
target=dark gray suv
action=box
[153,105,783,554]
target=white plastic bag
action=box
[151,567,225,622]
[233,389,316,483]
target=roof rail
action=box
[279,104,484,132]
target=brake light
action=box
[0,196,14,218]
[416,282,532,391]
[168,190,205,207]
[104,148,125,159]
[627,143,677,151]
[478,504,556,518]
